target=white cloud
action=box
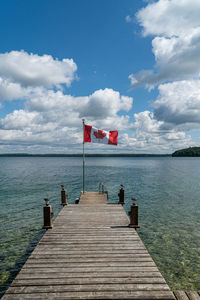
[0,81,193,153]
[26,87,133,130]
[153,80,200,129]
[132,111,163,132]
[0,110,41,130]
[127,0,200,150]
[120,110,193,153]
[130,0,200,88]
[125,15,132,23]
[0,102,193,153]
[0,46,195,154]
[0,87,133,151]
[80,88,133,120]
[137,0,200,37]
[0,77,30,101]
[0,50,77,89]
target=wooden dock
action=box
[2,192,199,299]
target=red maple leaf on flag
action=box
[93,130,106,139]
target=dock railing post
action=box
[118,184,124,205]
[61,185,67,206]
[43,198,53,229]
[129,197,140,228]
[98,182,102,194]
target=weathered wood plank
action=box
[43,232,137,236]
[173,291,190,300]
[41,237,140,241]
[39,239,143,244]
[32,250,149,256]
[12,277,167,286]
[2,290,176,300]
[35,246,146,251]
[7,283,171,294]
[23,261,157,268]
[30,253,150,259]
[20,266,160,273]
[41,232,141,236]
[186,291,200,300]
[28,257,153,263]
[16,271,163,280]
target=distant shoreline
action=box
[2,146,199,157]
[0,153,171,157]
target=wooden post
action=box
[118,184,124,205]
[43,198,53,229]
[129,197,140,228]
[61,185,67,206]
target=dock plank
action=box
[2,290,176,300]
[173,291,200,300]
[12,277,166,286]
[16,271,163,280]
[186,291,200,300]
[173,291,190,300]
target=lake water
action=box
[0,156,200,296]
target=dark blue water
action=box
[0,156,200,295]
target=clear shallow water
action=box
[0,156,200,296]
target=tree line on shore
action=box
[0,147,200,157]
[172,147,200,157]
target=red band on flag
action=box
[108,131,118,145]
[84,125,92,142]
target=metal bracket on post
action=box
[98,182,102,194]
[43,198,53,230]
[118,184,124,205]
[128,197,140,229]
[61,185,67,206]
[102,183,104,194]
[99,182,105,194]
[75,197,80,204]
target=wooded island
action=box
[172,147,200,157]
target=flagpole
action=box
[82,119,85,194]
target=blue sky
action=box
[0,0,199,153]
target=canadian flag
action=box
[84,125,118,146]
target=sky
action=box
[0,0,200,154]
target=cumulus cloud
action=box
[137,0,200,37]
[132,111,163,132]
[0,50,77,89]
[26,87,133,129]
[80,88,133,120]
[0,51,131,151]
[0,104,192,153]
[129,0,200,88]
[121,110,193,153]
[0,87,133,152]
[153,80,200,130]
[0,77,31,101]
[0,46,194,153]
[0,110,41,130]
